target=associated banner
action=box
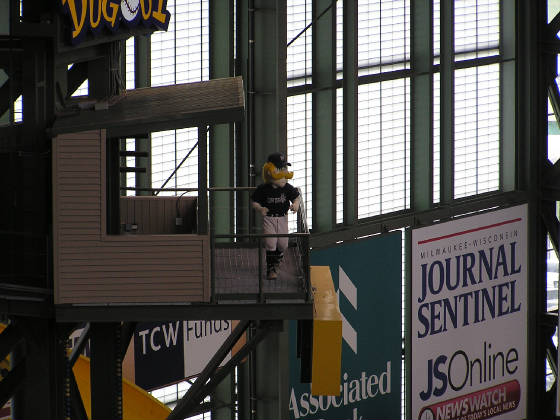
[411,204,527,420]
[289,231,402,420]
[134,320,232,390]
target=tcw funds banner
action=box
[411,204,527,420]
[290,231,402,420]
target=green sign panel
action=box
[289,231,402,419]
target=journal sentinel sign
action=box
[290,232,402,419]
[411,205,527,420]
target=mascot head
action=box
[262,152,293,187]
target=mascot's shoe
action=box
[267,268,278,280]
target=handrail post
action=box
[258,237,264,303]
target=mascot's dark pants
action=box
[263,215,289,275]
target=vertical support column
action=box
[411,0,433,211]
[255,321,289,419]
[312,0,336,232]
[252,0,287,167]
[235,0,251,233]
[343,0,357,227]
[0,0,8,35]
[500,1,516,191]
[90,323,122,420]
[107,137,121,234]
[440,0,454,204]
[0,0,7,124]
[210,0,235,239]
[209,4,235,410]
[88,44,111,100]
[134,35,152,195]
[518,1,547,417]
[12,319,66,419]
[198,126,209,234]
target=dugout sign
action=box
[59,0,171,44]
[289,232,402,419]
[411,204,527,420]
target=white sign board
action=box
[411,204,527,420]
[183,320,231,378]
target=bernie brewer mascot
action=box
[252,152,301,280]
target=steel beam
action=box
[439,0,454,204]
[310,190,528,249]
[311,0,336,232]
[411,0,433,211]
[500,1,517,191]
[343,0,358,226]
[0,361,25,410]
[90,322,122,420]
[68,323,90,367]
[133,34,151,195]
[210,0,235,243]
[252,0,287,165]
[168,319,252,420]
[55,301,313,322]
[0,324,22,363]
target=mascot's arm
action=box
[290,196,301,213]
[252,201,269,216]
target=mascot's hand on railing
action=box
[290,196,301,213]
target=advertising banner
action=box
[411,204,527,420]
[134,320,232,390]
[58,0,171,44]
[290,231,402,420]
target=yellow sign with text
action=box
[59,0,170,44]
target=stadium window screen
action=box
[455,0,500,60]
[433,0,500,201]
[287,0,312,87]
[357,0,410,76]
[69,64,89,97]
[336,0,343,79]
[13,96,22,123]
[149,0,209,195]
[357,79,410,219]
[433,72,440,204]
[454,64,500,198]
[287,93,312,232]
[126,37,135,90]
[336,88,343,224]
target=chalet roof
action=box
[50,76,245,137]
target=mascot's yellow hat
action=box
[262,152,294,182]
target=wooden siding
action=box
[53,130,210,304]
[120,196,197,234]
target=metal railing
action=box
[209,187,311,304]
[120,185,312,304]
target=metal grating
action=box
[455,0,500,60]
[336,88,343,224]
[149,0,209,196]
[336,0,343,79]
[433,72,440,203]
[454,64,500,198]
[213,245,306,299]
[126,37,135,90]
[357,78,410,219]
[287,93,313,231]
[287,0,312,87]
[357,0,410,76]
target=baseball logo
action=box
[121,0,140,22]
